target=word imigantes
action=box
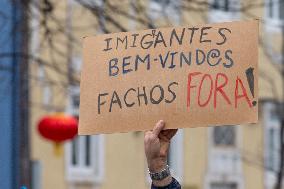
[103,27,231,51]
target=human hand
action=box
[144,120,178,172]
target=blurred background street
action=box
[0,0,283,189]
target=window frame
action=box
[212,126,237,148]
[65,136,105,183]
[264,0,284,32]
[65,86,104,184]
[205,125,244,189]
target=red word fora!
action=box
[187,72,253,109]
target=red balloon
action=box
[38,114,78,143]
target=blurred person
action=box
[144,120,181,189]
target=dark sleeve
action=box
[151,177,181,189]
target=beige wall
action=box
[183,128,208,189]
[242,122,264,189]
[101,133,148,189]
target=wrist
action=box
[149,165,172,187]
[147,157,167,172]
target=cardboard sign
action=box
[79,20,258,135]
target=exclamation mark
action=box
[245,67,257,106]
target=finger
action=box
[144,131,152,137]
[152,120,165,136]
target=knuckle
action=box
[145,134,156,143]
[149,134,156,141]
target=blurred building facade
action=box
[29,0,283,189]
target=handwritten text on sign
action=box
[79,20,258,135]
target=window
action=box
[37,65,45,81]
[208,125,241,175]
[70,0,103,7]
[211,0,239,12]
[213,126,236,147]
[42,84,52,107]
[208,0,240,23]
[263,102,281,189]
[71,56,82,75]
[66,135,104,183]
[264,0,284,32]
[264,102,280,172]
[267,127,279,171]
[65,86,104,183]
[148,0,181,25]
[211,182,237,189]
[205,125,243,189]
[266,0,284,22]
[31,160,42,189]
[30,0,40,61]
